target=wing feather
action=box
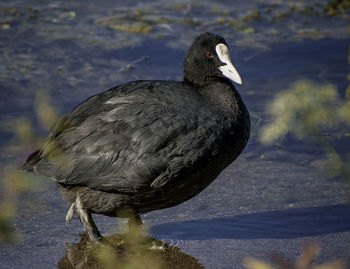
[31,81,224,193]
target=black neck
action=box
[183,76,233,88]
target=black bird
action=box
[22,33,250,241]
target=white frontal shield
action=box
[215,43,242,85]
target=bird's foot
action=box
[75,194,103,242]
[65,202,76,227]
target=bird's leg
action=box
[126,214,144,243]
[128,214,143,230]
[127,215,165,251]
[65,202,76,226]
[76,194,102,242]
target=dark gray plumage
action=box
[23,33,250,241]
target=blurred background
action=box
[0,0,350,268]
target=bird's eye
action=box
[206,52,214,58]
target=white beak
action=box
[215,43,242,85]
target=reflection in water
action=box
[58,232,206,269]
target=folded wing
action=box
[27,81,224,193]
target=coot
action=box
[23,33,250,241]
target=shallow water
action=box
[1,0,350,268]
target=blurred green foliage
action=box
[0,90,58,243]
[244,243,346,269]
[260,79,350,188]
[260,80,350,142]
[346,47,350,99]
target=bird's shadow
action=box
[151,204,350,240]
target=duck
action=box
[22,32,250,241]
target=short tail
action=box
[20,150,40,172]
